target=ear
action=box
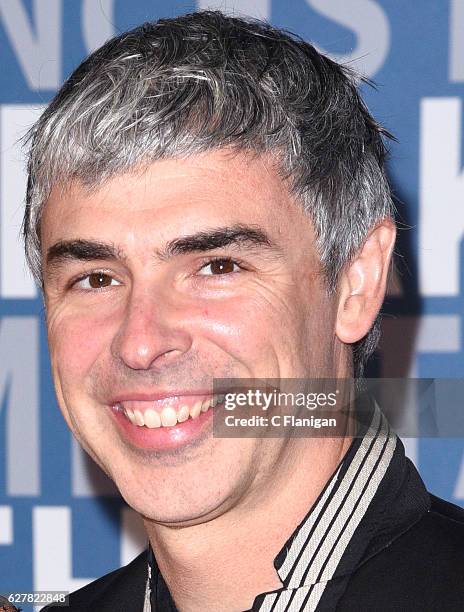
[335,218,396,344]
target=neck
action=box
[143,435,352,612]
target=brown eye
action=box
[210,259,236,274]
[200,258,240,276]
[88,272,113,288]
[73,272,121,290]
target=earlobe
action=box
[335,219,396,344]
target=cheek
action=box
[192,294,295,356]
[48,310,113,383]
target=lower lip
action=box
[110,405,214,451]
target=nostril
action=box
[112,329,192,370]
[154,349,184,365]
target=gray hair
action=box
[22,10,395,376]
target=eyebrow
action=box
[45,224,280,271]
[46,239,124,270]
[157,224,277,259]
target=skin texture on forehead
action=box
[43,149,310,271]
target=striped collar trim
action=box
[258,404,397,611]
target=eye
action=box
[198,258,242,276]
[73,271,121,290]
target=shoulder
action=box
[401,493,464,563]
[338,494,464,611]
[427,492,464,528]
[41,550,148,612]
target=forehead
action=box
[40,149,314,251]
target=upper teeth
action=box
[120,394,224,428]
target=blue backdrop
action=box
[0,1,463,609]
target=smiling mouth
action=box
[112,394,225,428]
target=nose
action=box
[110,288,193,370]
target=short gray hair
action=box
[22,10,395,375]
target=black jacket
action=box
[43,424,464,611]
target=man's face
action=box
[41,149,340,524]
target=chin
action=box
[116,475,237,527]
[127,496,230,527]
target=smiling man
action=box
[23,10,464,612]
